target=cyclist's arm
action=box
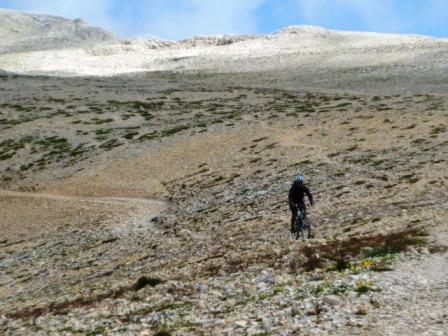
[305,186,314,205]
[288,187,297,208]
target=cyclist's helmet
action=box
[294,175,304,183]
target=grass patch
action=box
[299,228,427,271]
[161,125,189,137]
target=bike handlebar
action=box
[288,201,312,207]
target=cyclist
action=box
[288,175,314,233]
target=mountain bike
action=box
[292,204,311,240]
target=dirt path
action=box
[0,189,170,241]
[0,189,166,205]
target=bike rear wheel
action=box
[294,216,303,240]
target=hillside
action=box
[0,9,116,54]
[1,73,447,335]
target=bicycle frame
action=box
[292,205,311,240]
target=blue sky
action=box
[1,0,447,40]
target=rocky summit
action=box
[0,9,447,336]
[0,9,116,55]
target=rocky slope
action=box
[0,73,447,335]
[0,9,116,54]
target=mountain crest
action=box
[0,8,116,54]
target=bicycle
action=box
[291,204,311,240]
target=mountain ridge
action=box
[0,8,116,54]
[0,9,448,94]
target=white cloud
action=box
[0,0,265,40]
[295,0,406,32]
[141,0,264,40]
[338,0,406,32]
[294,0,448,35]
[1,0,446,39]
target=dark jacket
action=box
[288,182,313,207]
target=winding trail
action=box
[0,189,168,207]
[0,189,170,239]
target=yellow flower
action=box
[361,259,375,268]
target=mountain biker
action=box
[288,175,314,233]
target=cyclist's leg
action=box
[289,203,297,232]
[298,204,306,220]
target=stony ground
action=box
[0,73,447,335]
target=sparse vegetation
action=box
[1,71,447,336]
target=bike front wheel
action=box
[295,218,303,240]
[304,219,311,239]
